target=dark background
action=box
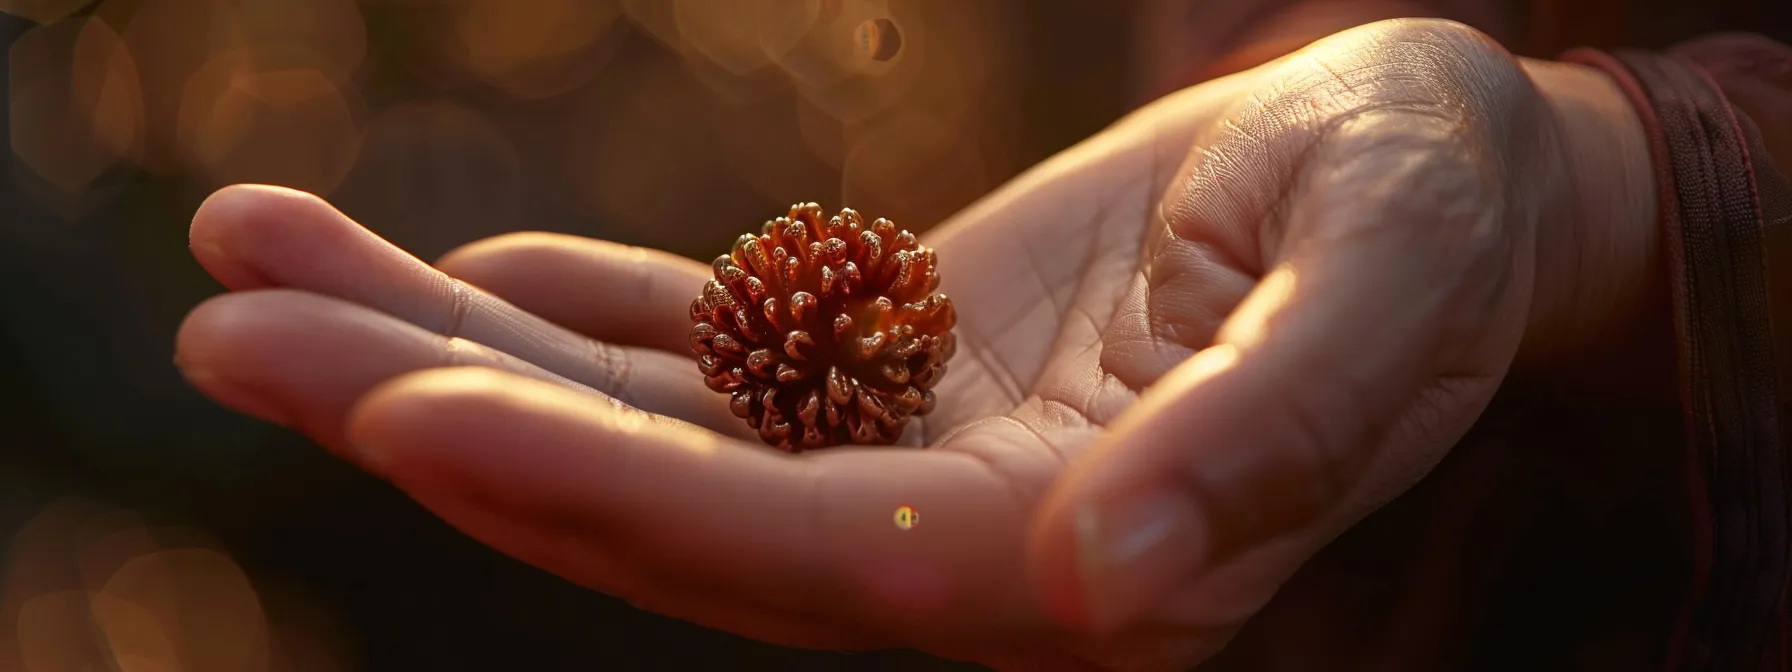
[0,1,1784,670]
[0,1,1129,669]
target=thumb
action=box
[1027,107,1534,634]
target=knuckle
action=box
[583,337,635,404]
[437,277,475,339]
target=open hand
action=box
[174,19,1655,671]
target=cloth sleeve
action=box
[1562,35,1792,672]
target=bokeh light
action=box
[0,1,1139,668]
[453,0,626,99]
[564,61,729,253]
[89,0,366,174]
[856,18,901,62]
[842,108,988,227]
[763,0,903,90]
[218,0,367,84]
[175,50,364,195]
[709,88,838,206]
[102,548,271,672]
[6,0,1032,235]
[333,99,522,258]
[9,16,143,206]
[0,497,358,672]
[794,94,846,168]
[95,0,241,173]
[619,0,691,55]
[672,0,773,75]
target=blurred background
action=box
[0,1,1128,669]
[0,0,1783,670]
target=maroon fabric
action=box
[1672,35,1792,672]
[1564,39,1792,672]
[1560,47,1721,671]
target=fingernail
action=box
[1074,488,1206,632]
[179,366,294,428]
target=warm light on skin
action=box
[356,367,725,460]
[1216,265,1299,352]
[1106,343,1242,442]
[1090,266,1291,442]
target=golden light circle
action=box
[672,0,772,75]
[841,109,986,225]
[709,93,834,205]
[453,0,625,99]
[620,0,692,55]
[101,549,270,672]
[892,505,919,531]
[219,0,367,84]
[765,0,902,90]
[565,64,735,257]
[853,18,901,62]
[175,49,363,196]
[99,0,363,174]
[8,16,143,199]
[334,100,523,253]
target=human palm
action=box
[177,20,1655,672]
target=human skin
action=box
[174,19,1655,672]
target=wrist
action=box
[1513,59,1669,386]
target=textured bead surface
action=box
[689,203,956,452]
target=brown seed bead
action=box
[690,203,956,452]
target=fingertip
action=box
[175,292,304,428]
[174,292,252,365]
[189,184,339,290]
[191,184,329,244]
[176,290,436,441]
[174,291,307,397]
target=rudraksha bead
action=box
[689,203,956,452]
